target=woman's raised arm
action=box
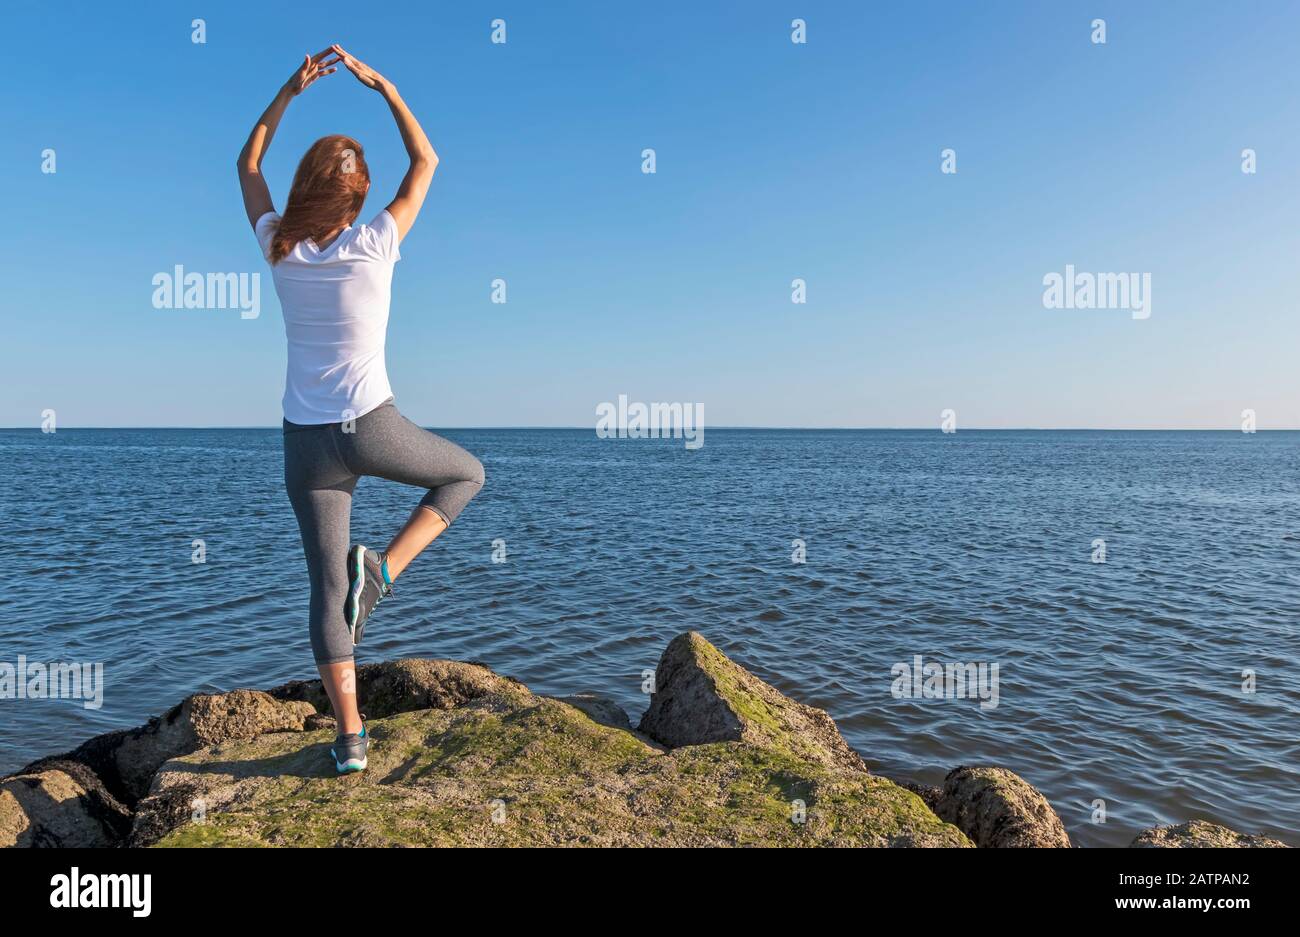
[332,44,437,241]
[236,50,339,228]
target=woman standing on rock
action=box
[236,46,485,774]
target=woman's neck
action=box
[313,225,347,250]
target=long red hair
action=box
[269,135,370,264]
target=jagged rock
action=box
[23,689,317,807]
[931,765,1071,848]
[267,658,517,720]
[0,760,131,847]
[1130,820,1288,848]
[131,636,970,847]
[637,631,866,772]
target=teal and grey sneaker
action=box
[330,724,369,774]
[344,545,392,645]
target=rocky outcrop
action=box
[2,633,1287,849]
[132,641,968,847]
[929,766,1072,848]
[0,760,131,847]
[1130,820,1287,849]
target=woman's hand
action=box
[284,49,340,97]
[331,44,389,92]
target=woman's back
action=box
[255,209,401,425]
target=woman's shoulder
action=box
[349,210,401,264]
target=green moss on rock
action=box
[138,647,971,848]
[638,632,869,773]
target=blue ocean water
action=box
[1,427,1297,847]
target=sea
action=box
[2,427,1297,847]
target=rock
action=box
[1130,820,1288,848]
[303,713,336,731]
[552,694,632,731]
[267,658,517,720]
[898,779,943,815]
[637,632,867,772]
[131,636,970,847]
[186,691,316,744]
[931,766,1071,848]
[0,760,132,847]
[25,689,318,807]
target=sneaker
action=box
[330,724,369,774]
[344,545,392,645]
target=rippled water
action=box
[2,428,1297,847]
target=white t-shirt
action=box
[255,209,401,425]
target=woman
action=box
[237,46,484,774]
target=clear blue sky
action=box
[4,1,1298,428]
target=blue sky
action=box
[4,1,1299,428]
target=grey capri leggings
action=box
[282,399,484,664]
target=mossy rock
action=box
[638,632,867,772]
[136,641,970,847]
